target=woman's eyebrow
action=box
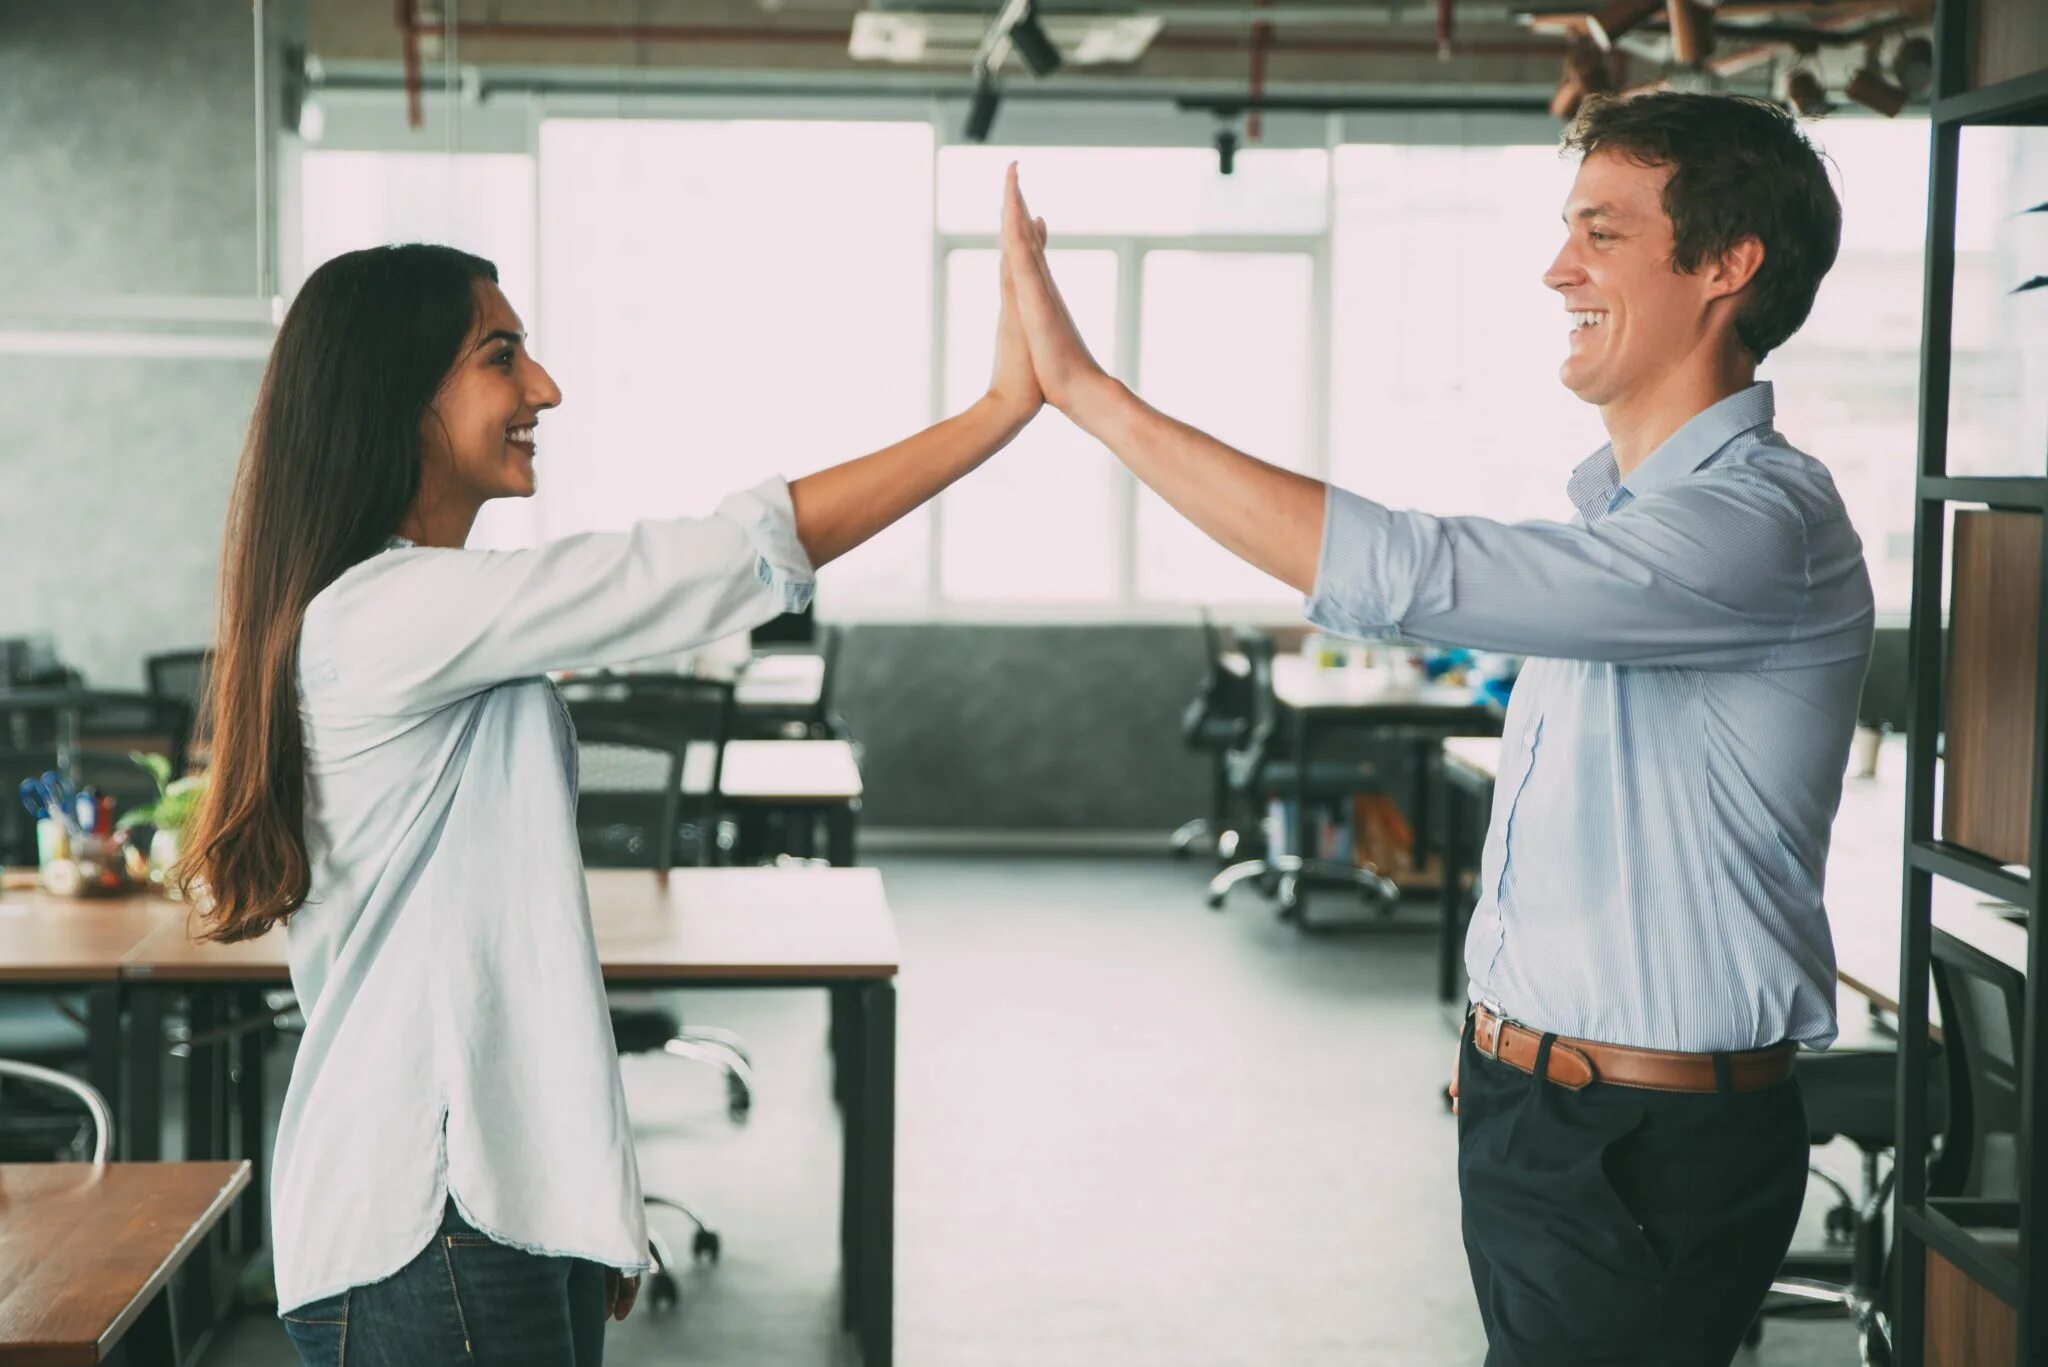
[473,328,526,352]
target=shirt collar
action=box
[1563,381,1776,521]
[385,534,416,551]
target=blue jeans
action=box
[282,1199,609,1366]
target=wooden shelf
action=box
[1933,65,2048,124]
[1902,1204,2023,1308]
[1919,477,2048,513]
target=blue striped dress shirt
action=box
[1308,382,1875,1052]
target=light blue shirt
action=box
[1309,383,1875,1052]
[271,480,814,1315]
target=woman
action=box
[181,238,1042,1363]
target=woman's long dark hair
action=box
[182,244,499,941]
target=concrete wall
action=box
[0,0,269,688]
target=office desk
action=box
[0,887,173,1125]
[120,867,902,1367]
[1436,738,1500,1002]
[1226,654,1502,926]
[686,738,863,866]
[1432,736,2029,1017]
[0,1159,248,1367]
[735,651,826,713]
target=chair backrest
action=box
[1224,628,1281,785]
[145,649,213,710]
[570,720,686,870]
[0,1058,112,1165]
[1929,927,2027,1200]
[816,623,842,721]
[560,675,734,793]
[751,602,817,649]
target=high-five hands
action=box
[987,214,1049,419]
[998,163,1118,421]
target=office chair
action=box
[145,648,214,771]
[0,999,103,1162]
[1170,611,1252,862]
[0,1057,112,1166]
[1207,629,1400,913]
[1754,1044,1947,1363]
[569,716,740,1310]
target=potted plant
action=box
[116,752,206,893]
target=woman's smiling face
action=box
[421,279,562,502]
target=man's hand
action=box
[604,1269,641,1322]
[986,228,1047,421]
[998,163,1115,418]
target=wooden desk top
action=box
[0,1160,248,1367]
[120,867,898,985]
[0,888,175,983]
[683,739,862,803]
[1432,735,2031,1014]
[735,652,825,710]
[587,867,898,981]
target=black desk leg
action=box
[828,802,859,868]
[854,981,896,1367]
[1289,711,1312,924]
[127,985,166,1162]
[85,984,122,1132]
[838,984,865,1332]
[1437,785,1464,1004]
[238,990,268,1254]
[110,1283,179,1367]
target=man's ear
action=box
[1705,236,1766,303]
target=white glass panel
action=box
[537,119,935,608]
[296,151,537,307]
[937,146,1328,236]
[1328,144,1600,540]
[939,249,1122,602]
[1135,251,1316,605]
[1771,118,1940,612]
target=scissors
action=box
[22,772,80,835]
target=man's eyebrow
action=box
[1563,204,1627,225]
[474,329,526,351]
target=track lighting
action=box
[964,69,1000,143]
[1846,42,1909,116]
[1008,4,1063,78]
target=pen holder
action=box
[36,821,137,898]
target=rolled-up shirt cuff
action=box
[715,477,817,614]
[1304,485,1454,638]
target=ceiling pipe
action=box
[1666,0,1715,65]
[397,0,423,128]
[391,12,1567,63]
[1247,0,1272,139]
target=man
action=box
[999,92,1873,1365]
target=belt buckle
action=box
[1478,1003,1513,1062]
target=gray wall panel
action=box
[837,624,1214,832]
[0,0,260,297]
[0,355,254,686]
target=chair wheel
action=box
[1205,890,1226,910]
[1825,1204,1856,1245]
[1277,875,1300,916]
[648,1270,680,1312]
[1742,1317,1764,1349]
[726,1076,752,1123]
[692,1229,721,1264]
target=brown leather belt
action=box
[1470,1005,1795,1095]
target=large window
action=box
[296,112,1955,618]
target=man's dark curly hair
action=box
[1562,92,1842,362]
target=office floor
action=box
[196,853,1862,1367]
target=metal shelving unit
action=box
[1895,0,2048,1360]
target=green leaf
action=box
[130,751,173,796]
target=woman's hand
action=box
[985,227,1047,422]
[999,163,1115,419]
[605,1269,641,1322]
